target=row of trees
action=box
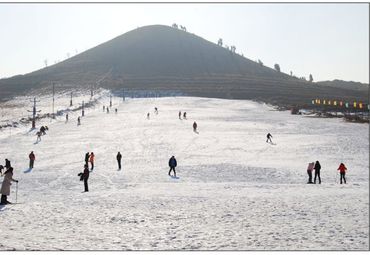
[217,38,236,53]
[44,49,79,67]
[172,23,187,32]
[272,63,313,82]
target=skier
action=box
[183,112,187,119]
[84,152,90,166]
[40,126,46,135]
[66,113,69,122]
[314,160,321,184]
[193,121,198,132]
[168,156,177,177]
[77,117,81,126]
[89,152,95,171]
[116,152,122,170]
[147,113,150,119]
[29,151,35,169]
[306,162,314,184]
[337,163,347,184]
[266,133,273,143]
[5,159,11,170]
[107,108,110,114]
[115,108,118,114]
[79,164,89,192]
[36,131,42,142]
[154,107,158,114]
[103,106,105,112]
[179,111,182,120]
[0,165,3,176]
[0,167,18,205]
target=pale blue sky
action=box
[0,3,368,83]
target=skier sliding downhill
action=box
[266,133,273,143]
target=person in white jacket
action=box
[0,167,18,205]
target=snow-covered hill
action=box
[0,94,368,250]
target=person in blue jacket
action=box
[168,156,177,177]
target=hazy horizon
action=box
[0,3,368,83]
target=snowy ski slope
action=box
[0,93,368,250]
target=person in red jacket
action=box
[337,163,347,184]
[89,152,95,171]
[29,151,35,169]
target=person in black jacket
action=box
[84,152,90,165]
[116,152,122,170]
[5,159,11,170]
[168,156,177,177]
[82,164,89,192]
[314,160,321,184]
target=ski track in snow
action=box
[0,95,368,250]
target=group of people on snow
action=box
[84,152,95,171]
[306,161,348,184]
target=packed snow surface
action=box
[0,94,368,250]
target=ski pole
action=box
[16,182,18,204]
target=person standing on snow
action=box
[193,121,198,132]
[77,117,81,126]
[0,167,18,205]
[29,151,35,169]
[147,113,150,119]
[306,162,314,184]
[183,112,187,119]
[337,163,347,184]
[81,164,89,192]
[266,133,273,143]
[5,159,11,170]
[168,156,177,177]
[66,114,69,122]
[89,152,95,171]
[116,152,122,170]
[154,107,158,115]
[179,111,182,120]
[314,160,321,184]
[84,152,90,166]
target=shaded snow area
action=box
[0,95,368,250]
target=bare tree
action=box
[290,71,293,76]
[309,74,313,82]
[258,59,263,66]
[274,64,280,72]
[172,23,178,29]
[44,59,48,67]
[230,46,236,53]
[217,38,223,46]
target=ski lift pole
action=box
[16,181,18,203]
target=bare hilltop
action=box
[0,25,368,107]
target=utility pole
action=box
[52,83,55,119]
[122,88,125,101]
[70,92,73,107]
[110,95,112,107]
[27,97,41,129]
[82,101,85,117]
